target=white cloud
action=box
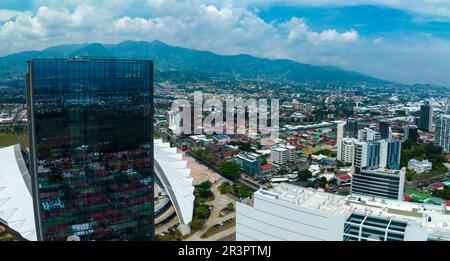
[1,0,450,86]
[281,17,358,45]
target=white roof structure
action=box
[154,140,195,226]
[263,183,450,240]
[0,145,37,241]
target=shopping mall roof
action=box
[257,183,450,239]
[0,145,36,241]
[154,140,194,227]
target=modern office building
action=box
[237,183,450,241]
[27,58,154,241]
[378,119,391,139]
[408,159,432,174]
[419,101,433,132]
[346,118,359,138]
[235,152,262,176]
[351,168,406,201]
[405,125,419,142]
[435,114,450,152]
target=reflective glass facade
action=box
[27,58,154,241]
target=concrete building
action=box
[408,159,433,174]
[358,128,381,142]
[270,145,296,165]
[405,125,419,142]
[419,101,433,132]
[235,152,262,176]
[336,121,346,161]
[379,119,391,139]
[340,138,356,164]
[351,168,406,201]
[435,114,450,152]
[236,183,450,241]
[346,118,359,138]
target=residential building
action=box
[405,125,419,142]
[340,138,356,164]
[358,128,381,142]
[236,183,450,241]
[346,118,359,138]
[435,114,450,152]
[270,145,295,165]
[27,58,154,241]
[336,122,346,161]
[378,119,391,139]
[351,168,406,201]
[408,159,433,174]
[386,139,401,169]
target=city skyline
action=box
[1,1,450,86]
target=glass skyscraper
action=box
[26,58,154,241]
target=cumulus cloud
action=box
[281,17,358,45]
[1,0,450,86]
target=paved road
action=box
[185,174,237,241]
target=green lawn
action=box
[0,133,28,148]
[404,189,431,201]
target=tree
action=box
[406,169,415,182]
[433,186,450,200]
[194,205,211,219]
[233,184,253,199]
[297,169,312,181]
[278,168,288,175]
[218,161,241,180]
[219,182,233,194]
[196,181,213,199]
[318,177,328,188]
[227,202,235,212]
[190,218,205,230]
[261,157,268,166]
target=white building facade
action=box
[237,183,450,241]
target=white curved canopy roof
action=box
[0,145,37,241]
[154,140,194,225]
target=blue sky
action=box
[1,1,450,86]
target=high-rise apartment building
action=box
[358,128,381,142]
[27,58,154,241]
[404,125,419,142]
[435,114,450,152]
[378,119,391,139]
[419,101,433,132]
[346,118,359,138]
[336,122,346,161]
[270,145,296,165]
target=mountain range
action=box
[0,40,381,85]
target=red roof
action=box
[261,164,274,171]
[431,183,445,189]
[404,194,412,202]
[336,175,351,181]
